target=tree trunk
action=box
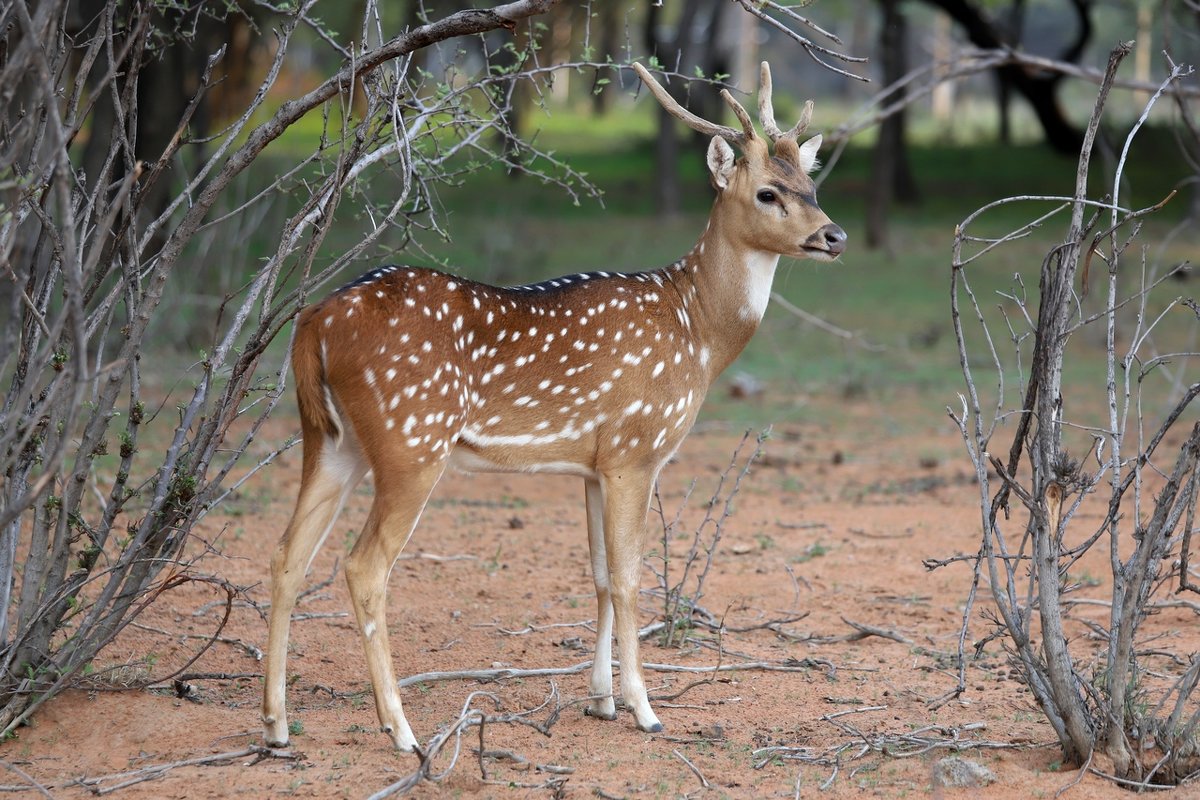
[995,0,1026,143]
[590,2,620,115]
[866,0,919,249]
[920,0,1089,154]
[654,105,682,217]
[644,0,713,218]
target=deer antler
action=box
[757,62,813,143]
[631,63,758,146]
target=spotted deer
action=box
[262,62,846,751]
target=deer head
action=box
[632,62,846,263]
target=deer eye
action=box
[756,189,777,204]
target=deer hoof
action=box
[584,703,618,721]
[383,724,420,753]
[262,718,289,749]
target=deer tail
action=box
[292,311,344,447]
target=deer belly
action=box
[451,429,600,479]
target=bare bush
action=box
[648,429,767,648]
[947,42,1200,784]
[0,0,587,735]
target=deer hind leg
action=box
[344,460,446,752]
[601,470,664,733]
[583,477,617,721]
[263,436,367,747]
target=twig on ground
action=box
[296,560,340,602]
[478,748,574,777]
[148,672,263,686]
[0,761,54,799]
[653,430,766,648]
[776,521,829,530]
[822,705,888,720]
[290,611,349,621]
[812,617,912,645]
[368,686,566,799]
[723,612,811,634]
[673,748,711,789]
[1055,747,1094,797]
[848,527,913,540]
[126,618,263,662]
[754,716,1033,789]
[398,552,480,562]
[68,745,298,795]
[1087,766,1180,791]
[653,623,726,703]
[476,620,596,636]
[785,563,810,600]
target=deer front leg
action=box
[601,470,663,733]
[583,477,617,721]
[344,465,444,752]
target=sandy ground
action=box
[5,402,1198,799]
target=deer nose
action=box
[821,223,847,255]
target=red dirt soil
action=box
[5,404,1197,798]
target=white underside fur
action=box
[739,250,782,322]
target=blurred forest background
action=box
[63,0,1198,396]
[2,0,1199,765]
[12,0,1199,399]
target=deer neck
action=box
[666,212,780,379]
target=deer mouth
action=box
[798,244,843,261]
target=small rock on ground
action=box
[933,756,996,788]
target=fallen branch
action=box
[68,745,298,795]
[398,657,835,689]
[148,672,263,686]
[754,717,1033,790]
[475,620,596,636]
[478,748,575,775]
[812,617,913,645]
[296,560,340,602]
[367,687,565,799]
[0,760,53,799]
[398,552,480,562]
[653,631,726,703]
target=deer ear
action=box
[706,136,736,190]
[797,134,822,174]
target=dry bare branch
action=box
[948,40,1200,784]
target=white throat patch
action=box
[739,251,782,322]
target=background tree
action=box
[643,0,710,217]
[919,0,1092,153]
[865,0,920,249]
